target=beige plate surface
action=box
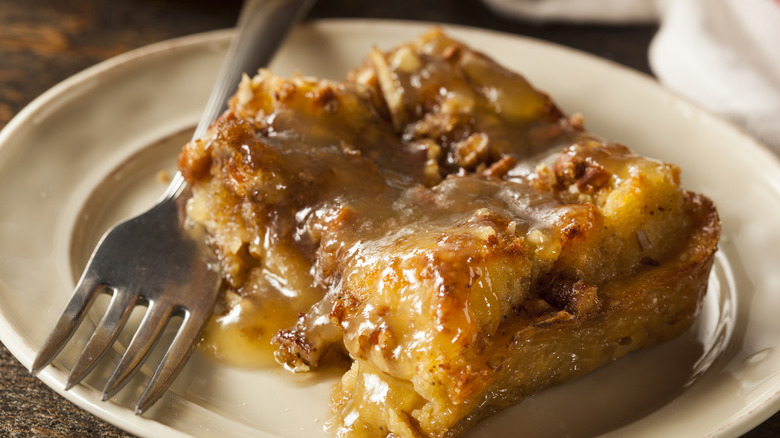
[1,19,779,438]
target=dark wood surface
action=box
[0,0,777,436]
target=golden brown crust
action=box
[178,28,720,438]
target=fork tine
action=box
[31,274,103,375]
[101,302,173,401]
[134,306,211,414]
[65,290,138,390]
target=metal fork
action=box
[30,0,316,415]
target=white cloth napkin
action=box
[651,0,780,153]
[481,0,780,153]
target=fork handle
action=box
[164,0,316,200]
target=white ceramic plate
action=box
[1,20,779,438]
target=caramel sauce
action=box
[199,287,299,368]
[184,21,594,372]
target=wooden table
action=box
[0,0,777,436]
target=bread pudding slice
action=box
[178,29,720,438]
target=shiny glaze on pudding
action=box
[178,29,720,438]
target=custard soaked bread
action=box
[178,29,720,438]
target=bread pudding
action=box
[177,29,720,438]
